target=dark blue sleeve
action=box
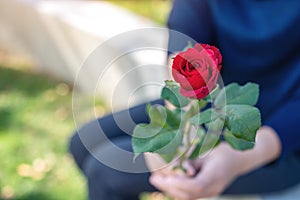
[265,90,300,157]
[167,0,215,53]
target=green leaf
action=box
[147,104,183,130]
[161,80,189,108]
[156,130,183,162]
[148,105,167,127]
[189,109,221,126]
[224,129,255,150]
[214,83,259,108]
[224,105,261,142]
[145,103,151,115]
[155,130,183,154]
[205,118,225,131]
[165,80,179,87]
[133,124,163,138]
[198,133,220,155]
[132,129,176,153]
[133,105,168,138]
[159,154,175,163]
[189,130,220,160]
[132,102,185,161]
[166,108,182,129]
[132,129,183,160]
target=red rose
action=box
[172,43,222,99]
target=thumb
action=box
[183,161,196,177]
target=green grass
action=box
[108,0,172,25]
[0,54,171,200]
[0,54,168,200]
[0,56,108,200]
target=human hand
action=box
[150,143,242,200]
[144,152,195,177]
[149,126,282,200]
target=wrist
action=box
[233,126,282,176]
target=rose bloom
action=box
[172,43,222,99]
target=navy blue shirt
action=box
[167,0,300,157]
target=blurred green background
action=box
[109,0,171,25]
[0,53,87,200]
[0,1,171,200]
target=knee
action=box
[82,156,118,199]
[83,156,117,195]
[83,156,128,194]
[83,154,153,200]
[69,132,79,155]
[68,119,104,170]
[69,132,89,170]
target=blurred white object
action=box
[0,0,168,109]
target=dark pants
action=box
[69,100,300,200]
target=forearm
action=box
[233,126,282,176]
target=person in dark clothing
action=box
[69,0,300,199]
